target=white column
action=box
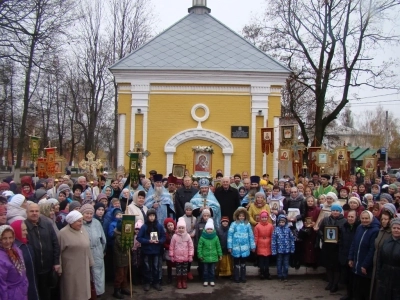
[250,113,256,175]
[142,111,148,174]
[223,153,232,177]
[117,114,126,167]
[273,117,280,179]
[130,107,136,150]
[166,152,174,175]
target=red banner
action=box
[37,158,47,178]
[45,148,56,177]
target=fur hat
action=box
[72,184,83,192]
[205,218,214,230]
[184,202,193,210]
[233,207,249,222]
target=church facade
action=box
[110,0,290,178]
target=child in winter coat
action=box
[163,217,176,284]
[131,219,143,285]
[137,209,166,292]
[228,207,256,283]
[216,216,232,277]
[197,218,222,287]
[271,214,295,281]
[112,219,130,299]
[254,210,274,280]
[194,209,212,279]
[169,217,194,289]
[181,202,196,280]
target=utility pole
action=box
[385,111,389,172]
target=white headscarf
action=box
[65,211,83,224]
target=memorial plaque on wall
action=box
[231,126,249,138]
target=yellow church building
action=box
[110,0,290,178]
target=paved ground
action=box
[102,275,345,299]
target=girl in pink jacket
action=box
[169,217,194,290]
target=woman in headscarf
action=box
[0,204,7,226]
[102,185,114,202]
[376,218,400,300]
[348,210,380,300]
[20,176,34,201]
[80,204,106,298]
[58,211,94,300]
[7,194,28,224]
[56,200,69,230]
[119,188,132,213]
[302,196,320,267]
[39,202,59,237]
[370,204,396,300]
[0,225,29,299]
[10,220,39,300]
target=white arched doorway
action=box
[164,128,234,176]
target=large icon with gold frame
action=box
[363,156,377,172]
[315,149,331,168]
[279,148,291,161]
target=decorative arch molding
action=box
[164,128,234,175]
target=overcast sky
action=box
[151,0,400,121]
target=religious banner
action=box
[334,147,348,179]
[45,147,56,177]
[37,157,47,178]
[121,215,135,251]
[261,128,274,154]
[363,156,377,178]
[128,153,139,183]
[308,147,321,174]
[30,136,40,161]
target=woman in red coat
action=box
[302,196,321,267]
[254,210,274,279]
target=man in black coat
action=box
[25,203,60,300]
[214,177,240,223]
[175,176,198,219]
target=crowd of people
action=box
[0,168,399,300]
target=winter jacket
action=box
[216,225,229,254]
[338,221,360,266]
[377,236,400,300]
[103,207,119,237]
[271,215,295,255]
[137,221,166,255]
[348,217,380,277]
[254,221,274,256]
[284,194,306,221]
[25,216,60,274]
[197,230,222,263]
[14,239,39,300]
[194,216,207,248]
[0,246,29,300]
[169,232,194,263]
[175,186,198,219]
[113,230,129,268]
[227,208,255,258]
[248,201,272,226]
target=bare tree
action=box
[109,0,153,167]
[243,0,399,146]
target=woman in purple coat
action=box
[0,225,29,300]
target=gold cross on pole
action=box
[79,151,103,179]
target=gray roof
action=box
[110,12,290,73]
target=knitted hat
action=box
[163,217,176,229]
[221,216,229,223]
[69,201,81,212]
[146,208,156,217]
[380,193,393,203]
[35,189,47,200]
[339,186,350,194]
[205,218,214,230]
[177,217,186,229]
[80,204,94,215]
[331,204,343,213]
[135,219,144,229]
[8,194,25,208]
[59,200,69,211]
[65,211,83,224]
[184,202,193,210]
[96,193,108,202]
[94,202,105,213]
[260,210,269,218]
[383,203,397,217]
[390,218,400,227]
[202,208,211,216]
[348,197,361,207]
[58,184,70,193]
[113,208,122,217]
[0,182,10,190]
[47,198,59,206]
[389,184,398,192]
[326,192,338,201]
